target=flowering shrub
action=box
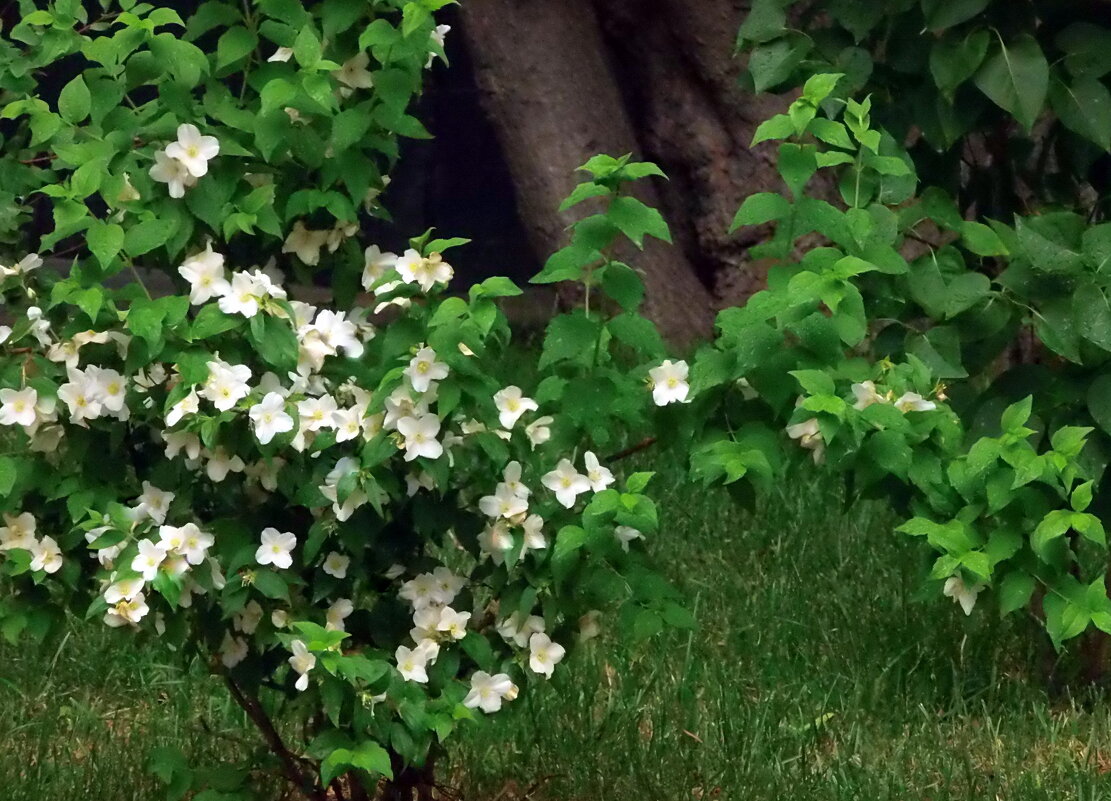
[0,3,673,798]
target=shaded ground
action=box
[4,471,1111,800]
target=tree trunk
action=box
[458,0,788,343]
[460,0,718,345]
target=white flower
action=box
[235,600,264,635]
[523,514,546,550]
[221,632,248,668]
[436,606,471,640]
[582,451,614,492]
[288,639,316,691]
[431,566,465,604]
[105,593,150,627]
[463,671,518,714]
[497,612,545,648]
[400,573,438,609]
[58,368,103,424]
[201,359,252,411]
[501,461,530,498]
[397,414,443,461]
[268,46,293,62]
[322,551,350,579]
[29,536,62,574]
[395,643,431,683]
[131,538,168,582]
[333,407,364,443]
[205,447,246,482]
[217,271,265,318]
[525,415,553,448]
[135,481,174,524]
[333,52,374,89]
[326,598,354,632]
[943,575,983,616]
[426,24,451,68]
[256,527,297,570]
[362,245,398,290]
[87,366,128,418]
[396,249,452,292]
[614,525,642,552]
[271,609,289,628]
[479,483,529,520]
[648,359,690,406]
[297,394,339,432]
[149,150,195,198]
[105,578,143,605]
[250,392,295,445]
[405,347,449,393]
[282,221,327,266]
[165,123,219,178]
[542,458,591,508]
[786,418,825,464]
[165,388,200,427]
[478,521,514,560]
[894,392,937,413]
[320,456,367,522]
[0,387,38,427]
[528,632,566,678]
[493,386,538,429]
[166,522,214,565]
[178,244,229,304]
[0,512,36,551]
[851,380,886,410]
[0,253,42,277]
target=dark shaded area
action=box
[365,6,542,286]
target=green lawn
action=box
[4,472,1111,800]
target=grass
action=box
[5,471,1111,799]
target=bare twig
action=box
[606,436,657,462]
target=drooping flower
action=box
[362,245,398,290]
[614,525,643,552]
[943,575,983,616]
[220,631,248,668]
[288,639,316,691]
[135,481,174,525]
[525,415,554,448]
[648,359,690,406]
[326,598,354,632]
[786,418,825,464]
[282,221,328,266]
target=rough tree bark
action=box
[458,0,787,342]
[460,0,715,344]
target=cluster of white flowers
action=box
[360,246,455,313]
[150,124,220,199]
[0,512,62,574]
[851,380,937,413]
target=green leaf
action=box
[1031,509,1073,558]
[606,196,671,247]
[930,30,989,99]
[959,221,1008,256]
[600,262,644,311]
[124,218,175,257]
[921,0,989,31]
[248,314,299,373]
[1044,592,1090,648]
[294,25,322,68]
[1049,76,1111,151]
[998,571,1035,615]
[552,525,586,582]
[1000,396,1033,432]
[87,222,125,268]
[58,76,91,124]
[538,312,602,370]
[191,305,243,340]
[749,35,809,92]
[252,569,290,601]
[1088,374,1111,435]
[974,34,1049,131]
[216,26,257,70]
[559,182,612,211]
[1056,22,1111,79]
[331,108,372,153]
[730,192,790,232]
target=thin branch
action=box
[605,436,657,462]
[223,674,325,801]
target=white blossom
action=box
[288,639,316,691]
[397,414,443,461]
[493,386,538,429]
[528,632,566,678]
[201,359,252,411]
[165,124,220,178]
[583,451,614,492]
[131,538,167,582]
[894,392,937,413]
[178,243,229,304]
[256,527,297,570]
[463,671,518,714]
[542,458,591,509]
[405,347,449,393]
[29,536,62,574]
[150,150,195,198]
[851,380,886,410]
[250,392,295,445]
[943,575,983,616]
[322,551,350,579]
[648,359,690,406]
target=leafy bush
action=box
[0,3,674,798]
